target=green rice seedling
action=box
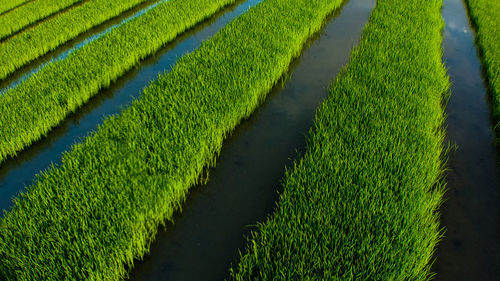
[465,0,500,138]
[0,0,346,279]
[0,0,154,80]
[0,0,84,40]
[0,0,31,15]
[0,0,239,165]
[229,0,450,279]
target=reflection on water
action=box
[433,0,500,280]
[0,0,261,214]
[127,0,375,280]
[0,0,163,93]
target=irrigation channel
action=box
[433,0,500,280]
[0,0,161,92]
[0,0,264,213]
[3,0,498,279]
[126,0,374,279]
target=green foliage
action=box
[0,0,345,279]
[0,0,237,165]
[0,0,30,15]
[0,0,84,40]
[465,0,500,138]
[229,0,450,279]
[0,0,152,80]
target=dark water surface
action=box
[0,0,161,91]
[127,0,375,280]
[433,0,500,280]
[0,0,262,213]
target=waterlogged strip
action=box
[0,0,345,279]
[0,0,158,81]
[0,0,260,214]
[465,0,500,137]
[0,0,156,81]
[127,0,374,279]
[229,0,449,279]
[0,0,32,15]
[0,0,237,165]
[58,0,165,61]
[0,0,84,40]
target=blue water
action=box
[0,0,166,93]
[0,0,262,214]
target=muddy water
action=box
[0,0,161,91]
[0,0,262,213]
[126,0,375,280]
[433,0,500,280]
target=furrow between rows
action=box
[0,0,158,80]
[0,0,347,279]
[230,0,450,279]
[0,0,237,165]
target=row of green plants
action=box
[465,0,500,138]
[0,0,154,80]
[0,0,346,279]
[0,0,84,40]
[0,0,30,15]
[0,0,238,165]
[229,0,450,279]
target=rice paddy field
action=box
[0,0,499,280]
